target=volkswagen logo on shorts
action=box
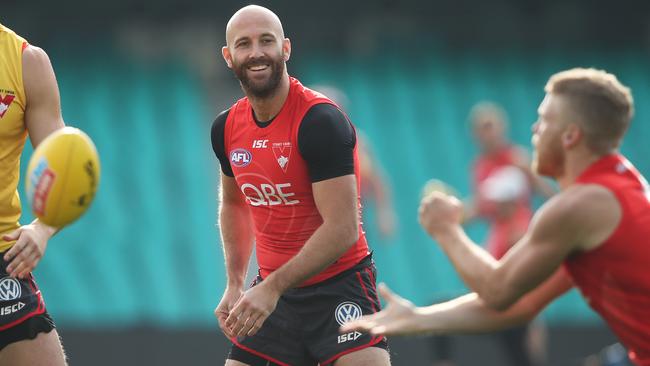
[334,301,362,326]
[0,277,21,301]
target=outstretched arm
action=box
[418,184,620,311]
[342,268,572,336]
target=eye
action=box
[235,40,249,48]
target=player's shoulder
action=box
[538,184,619,231]
[22,44,51,68]
[549,184,615,212]
[527,183,620,251]
[564,183,617,205]
[300,103,351,138]
[213,108,232,124]
[21,45,57,90]
[21,44,58,99]
[303,103,345,124]
[211,108,232,137]
[298,103,355,154]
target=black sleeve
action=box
[210,108,234,177]
[298,103,356,182]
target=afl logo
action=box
[334,301,362,326]
[230,148,252,168]
[0,277,21,301]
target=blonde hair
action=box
[545,68,634,153]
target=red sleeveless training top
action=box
[224,77,369,286]
[565,154,650,365]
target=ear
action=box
[282,38,291,62]
[562,123,582,149]
[222,46,233,69]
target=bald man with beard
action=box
[211,6,391,366]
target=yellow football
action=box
[25,127,100,228]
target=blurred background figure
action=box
[358,131,397,239]
[465,102,555,229]
[311,84,397,241]
[466,101,554,266]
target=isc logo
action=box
[252,140,268,149]
[230,148,252,167]
[337,331,362,344]
[240,183,299,206]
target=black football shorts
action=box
[0,250,55,350]
[227,254,388,366]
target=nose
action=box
[249,42,265,59]
[531,121,539,134]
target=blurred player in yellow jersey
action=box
[0,23,67,365]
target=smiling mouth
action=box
[248,65,269,72]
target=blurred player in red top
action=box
[211,5,390,366]
[343,68,650,366]
[467,102,554,260]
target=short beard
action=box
[233,55,285,99]
[534,148,564,178]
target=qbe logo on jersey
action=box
[0,277,21,301]
[336,301,363,344]
[230,148,252,168]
